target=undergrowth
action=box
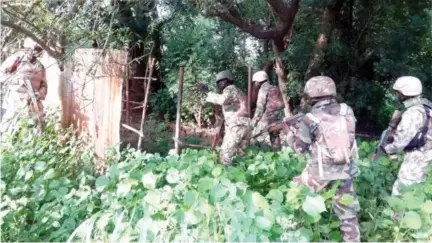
[1,115,431,242]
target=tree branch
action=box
[266,0,291,21]
[0,20,63,58]
[215,7,281,39]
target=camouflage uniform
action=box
[206,84,251,165]
[251,82,284,148]
[0,50,47,137]
[383,96,432,195]
[288,76,360,242]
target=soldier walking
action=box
[286,76,360,242]
[197,70,251,166]
[250,71,284,149]
[0,37,47,138]
[378,76,432,196]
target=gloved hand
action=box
[196,83,209,94]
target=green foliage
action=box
[1,122,432,242]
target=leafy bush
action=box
[1,119,431,242]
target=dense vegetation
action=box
[1,1,432,241]
[1,0,432,130]
[1,115,431,242]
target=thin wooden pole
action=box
[247,66,252,118]
[174,66,185,155]
[125,76,130,123]
[137,58,156,149]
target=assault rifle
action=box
[250,112,305,139]
[371,110,403,161]
[211,120,225,149]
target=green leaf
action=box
[24,170,33,181]
[339,194,354,206]
[34,161,46,171]
[142,172,158,189]
[402,211,422,230]
[255,216,272,231]
[387,196,405,211]
[266,189,284,203]
[212,167,222,177]
[302,195,326,217]
[184,191,195,207]
[49,180,60,189]
[95,176,109,192]
[166,169,180,184]
[213,185,228,201]
[144,191,161,206]
[116,182,132,197]
[421,200,432,214]
[403,192,424,210]
[198,177,214,192]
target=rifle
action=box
[250,112,305,140]
[371,110,403,161]
[211,120,224,149]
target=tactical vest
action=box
[403,98,432,151]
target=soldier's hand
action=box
[196,83,209,94]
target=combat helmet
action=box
[393,76,422,96]
[304,76,336,98]
[216,70,234,82]
[252,71,268,83]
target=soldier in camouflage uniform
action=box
[0,38,47,137]
[197,70,251,165]
[380,76,432,196]
[250,71,284,149]
[286,76,360,242]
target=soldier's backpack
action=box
[266,85,284,112]
[304,103,357,177]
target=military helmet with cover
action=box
[304,76,336,98]
[392,76,422,96]
[216,70,234,82]
[252,71,268,83]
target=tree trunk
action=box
[304,0,345,80]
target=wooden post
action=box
[174,66,185,155]
[247,67,252,118]
[125,76,130,123]
[137,58,156,149]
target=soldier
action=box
[286,76,360,242]
[250,71,284,149]
[380,76,432,196]
[0,37,47,137]
[197,70,251,166]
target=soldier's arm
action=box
[251,87,267,125]
[384,108,424,154]
[205,86,234,105]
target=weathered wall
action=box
[61,49,128,160]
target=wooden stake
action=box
[247,66,252,118]
[125,74,130,123]
[137,58,156,149]
[174,66,185,155]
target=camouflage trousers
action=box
[220,124,251,165]
[392,149,432,196]
[293,170,360,242]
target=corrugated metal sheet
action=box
[61,49,128,159]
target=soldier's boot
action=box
[340,217,360,242]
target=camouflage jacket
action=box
[206,85,250,128]
[384,96,432,154]
[0,51,46,116]
[252,82,284,126]
[292,99,358,180]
